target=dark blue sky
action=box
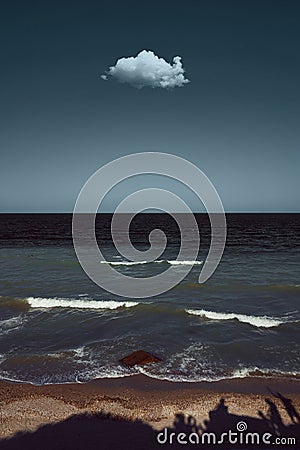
[1,0,299,212]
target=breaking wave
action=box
[164,260,203,266]
[26,297,139,310]
[100,259,202,266]
[185,309,286,328]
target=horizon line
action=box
[0,211,299,214]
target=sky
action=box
[1,0,299,212]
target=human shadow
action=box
[268,389,300,424]
[0,392,299,449]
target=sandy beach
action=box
[0,375,300,449]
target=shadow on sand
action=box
[0,391,299,449]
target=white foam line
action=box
[26,297,139,310]
[166,260,203,265]
[99,260,203,266]
[186,309,285,328]
[100,261,148,265]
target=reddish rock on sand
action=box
[120,350,161,367]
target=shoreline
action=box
[1,374,300,444]
[1,372,300,395]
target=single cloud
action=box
[101,50,190,89]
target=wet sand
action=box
[1,374,300,444]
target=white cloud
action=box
[102,50,190,89]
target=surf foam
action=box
[100,259,202,266]
[165,260,203,265]
[0,316,24,333]
[100,260,148,265]
[26,297,139,310]
[185,309,284,328]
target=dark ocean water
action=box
[0,213,299,385]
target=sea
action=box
[0,213,299,385]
